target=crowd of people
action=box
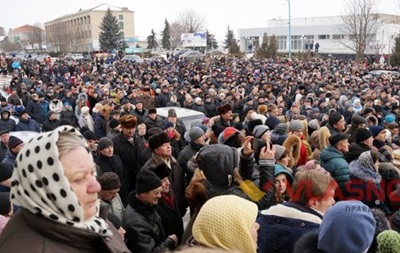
[1,53,400,252]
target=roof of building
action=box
[45,3,132,24]
[13,25,43,33]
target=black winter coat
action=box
[157,194,184,243]
[122,193,176,253]
[95,154,130,206]
[112,133,142,192]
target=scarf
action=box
[10,126,111,237]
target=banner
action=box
[181,32,206,47]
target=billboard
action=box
[181,32,206,48]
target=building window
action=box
[332,34,345,40]
[277,36,287,50]
[318,34,330,40]
[88,16,90,24]
[119,15,123,20]
[119,22,124,29]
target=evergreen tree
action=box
[161,19,171,50]
[206,30,218,50]
[224,26,235,50]
[256,33,269,58]
[391,35,400,66]
[147,29,159,50]
[224,26,239,54]
[99,8,124,52]
[267,34,278,59]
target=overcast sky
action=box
[1,0,399,42]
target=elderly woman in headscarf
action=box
[347,150,391,216]
[190,195,259,253]
[0,126,130,252]
[78,106,95,132]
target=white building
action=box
[238,14,400,56]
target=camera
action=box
[252,138,272,151]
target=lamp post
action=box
[287,0,291,60]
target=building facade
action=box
[45,3,135,53]
[239,14,400,56]
[8,25,45,51]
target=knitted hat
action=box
[136,169,162,194]
[274,164,294,183]
[217,103,232,115]
[388,122,400,130]
[99,172,121,190]
[253,125,270,139]
[369,125,385,137]
[120,114,137,129]
[145,127,163,141]
[0,192,11,215]
[265,116,281,130]
[109,119,120,129]
[148,163,170,180]
[193,195,258,253]
[385,114,396,123]
[196,144,238,186]
[310,108,320,115]
[355,128,372,142]
[308,119,320,130]
[97,137,114,151]
[0,163,12,182]
[163,121,174,130]
[273,123,288,135]
[377,230,400,253]
[148,132,170,150]
[328,112,343,126]
[189,126,205,142]
[168,109,177,117]
[329,133,349,147]
[248,119,263,133]
[317,200,376,253]
[289,120,304,132]
[82,130,96,141]
[273,144,286,161]
[8,136,23,149]
[351,115,367,125]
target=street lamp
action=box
[287,0,291,60]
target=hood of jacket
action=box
[349,160,381,184]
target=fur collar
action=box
[349,161,382,184]
[283,135,301,168]
[260,203,322,224]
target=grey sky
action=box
[1,0,398,42]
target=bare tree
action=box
[177,9,205,33]
[340,0,379,60]
[170,21,185,49]
[26,23,45,52]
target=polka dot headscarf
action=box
[10,126,111,236]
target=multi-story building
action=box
[45,3,135,53]
[8,25,45,51]
[239,14,400,56]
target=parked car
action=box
[368,70,400,77]
[179,51,204,61]
[157,107,205,130]
[122,54,144,64]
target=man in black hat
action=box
[0,130,10,163]
[346,114,367,143]
[15,110,40,132]
[156,84,172,108]
[346,128,373,163]
[95,137,129,206]
[0,109,15,133]
[142,132,187,216]
[325,112,346,135]
[1,135,24,171]
[98,172,125,220]
[132,99,148,124]
[213,103,233,130]
[320,133,351,195]
[122,169,178,252]
[144,108,163,130]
